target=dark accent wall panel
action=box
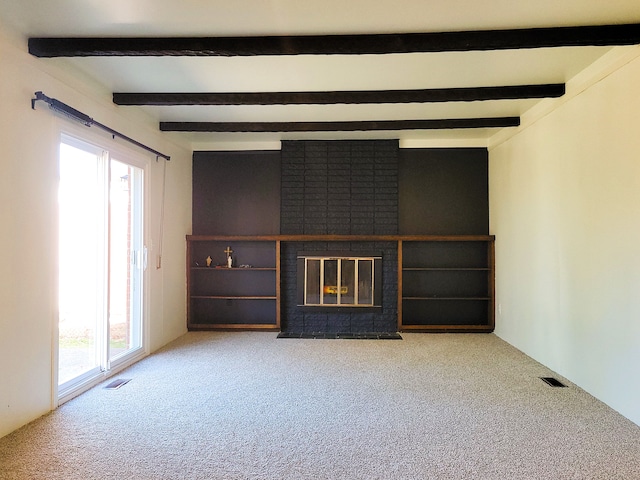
[281,140,398,235]
[192,151,281,235]
[398,148,488,235]
[190,143,490,334]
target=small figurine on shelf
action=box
[224,246,233,268]
[205,256,212,267]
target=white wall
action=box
[489,47,640,425]
[0,24,191,438]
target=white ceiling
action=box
[2,0,640,147]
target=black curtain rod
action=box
[31,91,170,161]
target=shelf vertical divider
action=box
[275,240,281,329]
[488,239,496,331]
[186,237,192,328]
[397,240,403,331]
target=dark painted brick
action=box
[351,214,375,222]
[349,199,375,207]
[373,206,398,214]
[282,192,304,200]
[326,316,352,333]
[282,163,305,171]
[327,210,351,218]
[352,156,375,163]
[351,226,374,235]
[304,228,327,235]
[328,196,351,205]
[351,184,375,191]
[304,317,328,332]
[350,316,374,333]
[281,176,304,185]
[304,204,328,213]
[305,180,328,188]
[305,152,328,159]
[375,193,398,201]
[374,211,398,219]
[282,199,304,209]
[351,204,375,212]
[374,200,397,208]
[374,317,397,333]
[327,224,353,232]
[304,194,329,202]
[281,209,303,220]
[280,185,304,198]
[281,140,399,333]
[284,320,305,333]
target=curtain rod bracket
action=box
[32,91,171,161]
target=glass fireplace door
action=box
[302,256,378,307]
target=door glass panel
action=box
[58,141,105,386]
[322,259,338,305]
[305,259,321,305]
[340,259,355,304]
[109,159,143,362]
[358,260,373,305]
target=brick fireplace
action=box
[279,140,399,334]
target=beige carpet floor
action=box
[0,332,639,479]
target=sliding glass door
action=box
[58,134,145,395]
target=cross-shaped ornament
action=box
[224,246,233,268]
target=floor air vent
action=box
[540,377,567,387]
[104,378,131,390]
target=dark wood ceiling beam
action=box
[29,24,640,57]
[113,84,564,106]
[159,117,520,133]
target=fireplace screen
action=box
[298,255,382,307]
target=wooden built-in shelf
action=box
[192,267,277,271]
[187,238,281,330]
[187,234,494,332]
[399,237,494,332]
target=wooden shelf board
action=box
[191,267,276,271]
[400,324,494,332]
[403,267,490,271]
[188,234,495,242]
[188,323,280,331]
[402,297,491,301]
[191,296,277,300]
